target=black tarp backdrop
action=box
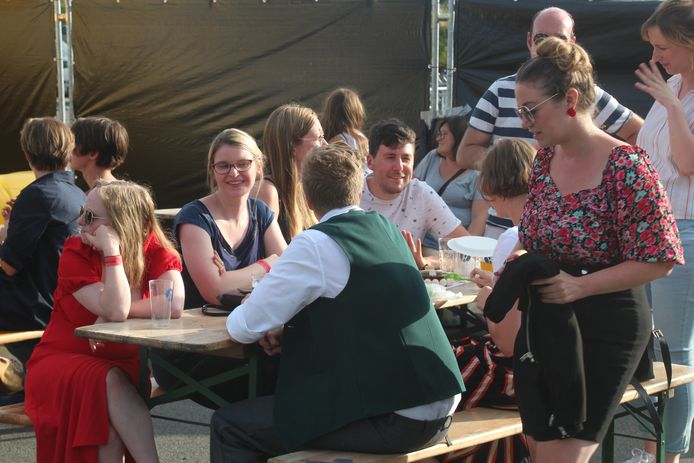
[71,0,430,207]
[455,0,661,120]
[0,1,56,170]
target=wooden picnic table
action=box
[75,309,257,409]
[154,208,181,219]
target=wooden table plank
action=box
[269,408,522,463]
[75,309,249,359]
[0,330,44,344]
[154,208,181,219]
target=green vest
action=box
[274,210,465,448]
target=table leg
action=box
[145,347,261,409]
[139,346,151,401]
[656,391,667,463]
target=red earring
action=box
[567,107,576,117]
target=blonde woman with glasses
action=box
[152,128,286,408]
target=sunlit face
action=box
[647,26,693,76]
[515,82,562,148]
[436,123,455,157]
[527,10,575,58]
[294,120,326,173]
[366,142,414,200]
[79,188,111,240]
[211,145,257,197]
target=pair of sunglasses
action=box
[79,206,107,225]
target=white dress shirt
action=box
[227,205,460,420]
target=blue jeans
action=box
[652,219,694,454]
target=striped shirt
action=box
[637,74,694,220]
[470,74,633,144]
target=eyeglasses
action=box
[301,135,326,143]
[532,33,570,46]
[436,130,451,138]
[212,159,254,175]
[80,206,107,225]
[515,93,559,123]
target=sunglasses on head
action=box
[80,206,106,225]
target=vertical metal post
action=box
[430,0,439,113]
[445,0,456,110]
[53,0,74,123]
[54,0,67,122]
[65,0,74,124]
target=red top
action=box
[25,234,181,463]
[519,145,684,266]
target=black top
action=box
[0,171,85,330]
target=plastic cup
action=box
[438,237,459,273]
[149,279,173,328]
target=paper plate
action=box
[447,236,497,258]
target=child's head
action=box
[479,139,536,201]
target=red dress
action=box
[25,234,182,463]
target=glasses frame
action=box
[80,206,107,226]
[300,135,326,144]
[212,159,254,175]
[515,93,560,123]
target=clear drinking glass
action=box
[149,279,173,328]
[438,237,459,272]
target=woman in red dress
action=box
[25,180,184,463]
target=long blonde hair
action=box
[96,180,179,290]
[263,104,317,240]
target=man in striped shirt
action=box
[457,6,644,236]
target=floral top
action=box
[519,145,683,266]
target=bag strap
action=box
[653,328,672,389]
[437,168,466,196]
[629,376,663,435]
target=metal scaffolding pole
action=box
[424,0,459,127]
[53,0,74,124]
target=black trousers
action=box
[210,396,452,463]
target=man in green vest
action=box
[211,142,464,462]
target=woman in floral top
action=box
[512,37,683,463]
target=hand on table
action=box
[531,270,584,304]
[259,328,283,356]
[635,60,678,108]
[401,230,425,270]
[470,268,493,287]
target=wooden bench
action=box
[0,330,44,345]
[0,330,44,427]
[270,362,694,463]
[0,382,168,428]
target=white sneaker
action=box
[623,448,655,463]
